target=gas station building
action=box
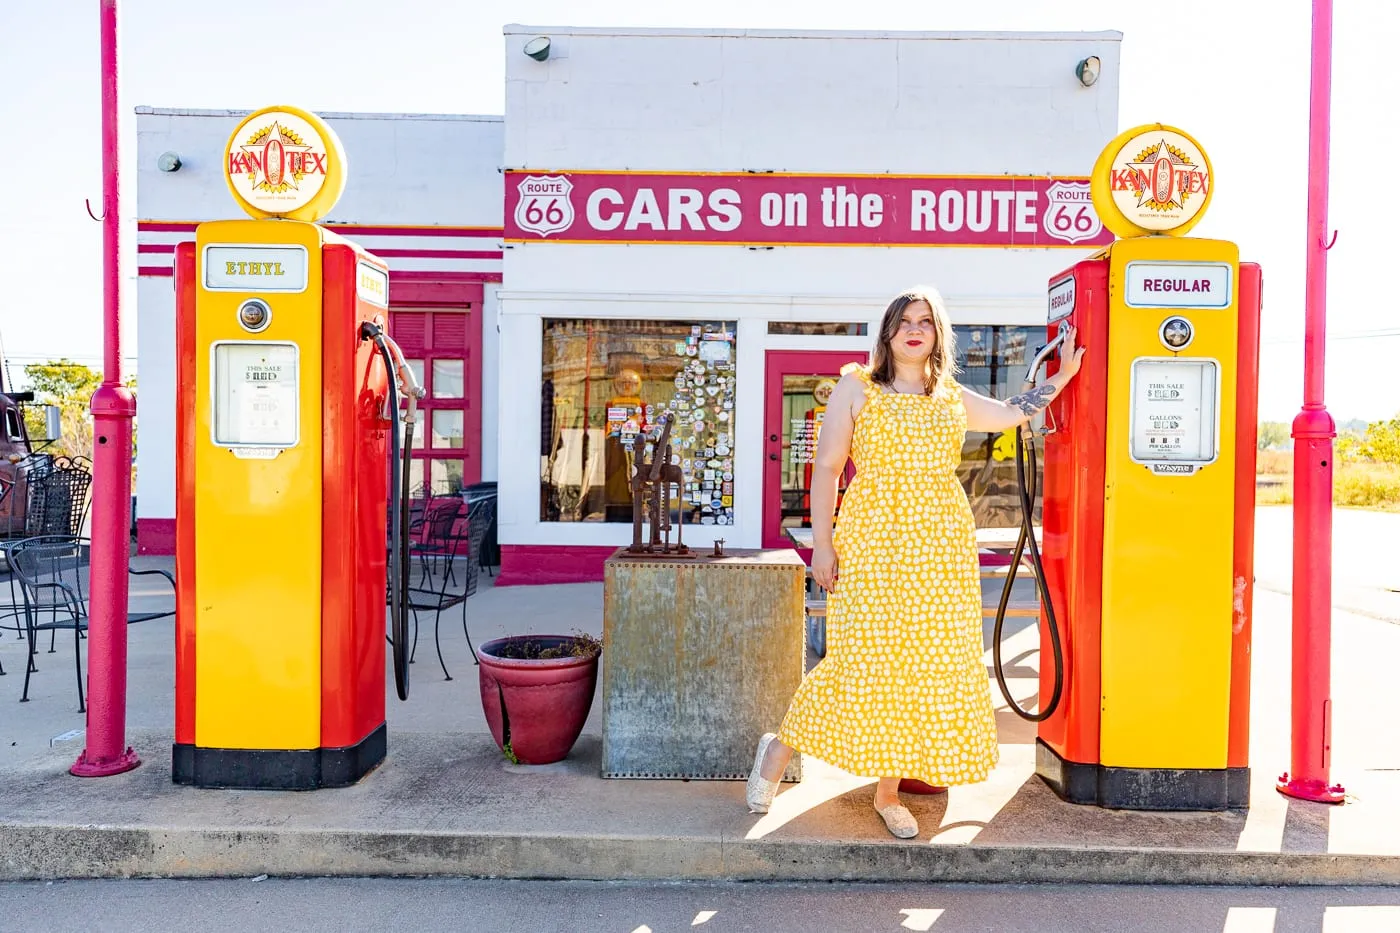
[133,25,1123,585]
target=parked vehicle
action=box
[0,360,64,543]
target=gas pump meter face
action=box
[211,341,300,451]
[1128,357,1219,472]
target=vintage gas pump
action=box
[993,125,1262,810]
[171,106,421,790]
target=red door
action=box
[762,350,869,552]
[389,302,481,498]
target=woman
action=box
[746,286,1084,839]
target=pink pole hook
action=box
[1323,230,1338,250]
[85,198,105,222]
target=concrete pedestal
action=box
[600,547,805,781]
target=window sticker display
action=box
[540,319,738,525]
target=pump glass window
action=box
[211,342,299,448]
[540,318,739,525]
[954,325,1044,526]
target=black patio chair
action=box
[0,456,92,652]
[24,458,92,538]
[10,535,175,711]
[407,494,495,682]
[461,481,499,578]
[410,498,463,586]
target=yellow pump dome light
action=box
[1090,124,1214,239]
[222,105,347,222]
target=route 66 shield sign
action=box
[514,174,576,238]
[1042,181,1102,245]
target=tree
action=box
[21,359,101,461]
[1257,421,1289,451]
[1359,415,1400,465]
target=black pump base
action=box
[1036,738,1249,811]
[172,722,386,790]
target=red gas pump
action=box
[991,125,1263,810]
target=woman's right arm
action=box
[809,374,861,592]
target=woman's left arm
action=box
[961,326,1087,435]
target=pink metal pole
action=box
[72,0,140,778]
[1277,0,1344,804]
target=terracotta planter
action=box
[477,635,600,765]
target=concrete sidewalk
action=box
[1,520,1398,885]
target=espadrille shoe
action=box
[876,803,919,839]
[746,732,780,813]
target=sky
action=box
[0,0,1392,424]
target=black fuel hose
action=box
[991,422,1065,722]
[362,322,412,701]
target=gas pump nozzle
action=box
[359,320,422,701]
[990,323,1069,723]
[1021,326,1069,437]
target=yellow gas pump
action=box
[172,106,422,790]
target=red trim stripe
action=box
[392,270,502,283]
[141,245,501,260]
[325,224,504,238]
[371,248,503,260]
[137,267,503,281]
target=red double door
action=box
[388,290,483,497]
[761,350,868,554]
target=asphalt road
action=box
[2,879,1400,933]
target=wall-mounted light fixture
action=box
[157,151,182,172]
[1076,56,1101,88]
[523,36,551,61]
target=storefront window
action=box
[541,319,739,525]
[767,322,869,336]
[955,325,1045,527]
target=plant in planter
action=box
[477,631,602,765]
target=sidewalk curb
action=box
[3,824,1398,886]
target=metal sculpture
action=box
[624,413,692,558]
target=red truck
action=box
[0,378,62,542]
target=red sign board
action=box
[505,170,1113,248]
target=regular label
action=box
[1124,261,1231,309]
[212,342,300,447]
[1047,275,1076,321]
[1129,357,1218,470]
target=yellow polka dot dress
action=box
[777,364,999,786]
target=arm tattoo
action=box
[1007,384,1056,417]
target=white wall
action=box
[136,108,503,224]
[497,26,1121,550]
[135,110,504,527]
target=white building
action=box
[134,25,1122,585]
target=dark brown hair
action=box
[869,287,958,394]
